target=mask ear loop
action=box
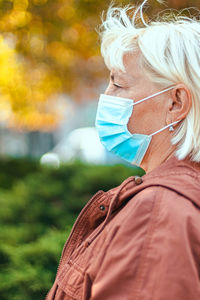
[150,120,180,137]
[130,86,175,107]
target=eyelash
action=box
[113,83,122,88]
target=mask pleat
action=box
[95,90,172,166]
[97,123,128,137]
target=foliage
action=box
[0,157,40,189]
[0,0,198,130]
[0,158,144,299]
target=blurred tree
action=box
[168,0,188,7]
[0,0,198,131]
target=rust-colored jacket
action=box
[47,156,200,300]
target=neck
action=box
[140,134,176,173]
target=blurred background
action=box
[0,0,199,299]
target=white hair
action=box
[99,2,200,162]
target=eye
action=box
[113,83,122,88]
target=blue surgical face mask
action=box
[95,86,179,166]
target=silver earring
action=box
[169,125,174,132]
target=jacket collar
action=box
[147,156,200,204]
[87,156,200,236]
[106,155,200,210]
[121,155,200,208]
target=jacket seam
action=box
[146,171,198,181]
[59,191,107,267]
[132,189,161,300]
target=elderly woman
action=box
[47,1,200,299]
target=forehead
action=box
[111,52,144,81]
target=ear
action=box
[166,84,192,125]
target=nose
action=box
[104,83,112,95]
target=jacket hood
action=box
[86,156,200,234]
[129,156,200,208]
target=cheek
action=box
[127,105,157,135]
[127,107,143,134]
[127,108,134,133]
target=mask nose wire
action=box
[128,86,175,107]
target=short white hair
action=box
[99,3,200,162]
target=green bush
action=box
[0,157,40,190]
[0,159,144,299]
